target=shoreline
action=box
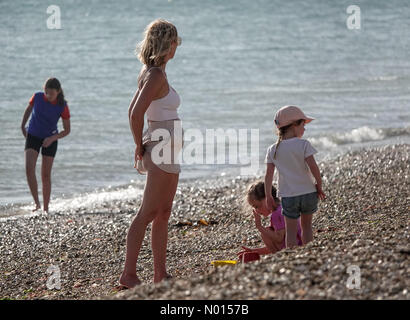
[1,132,409,216]
[0,144,408,300]
[0,134,410,221]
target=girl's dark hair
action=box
[44,77,66,107]
[273,119,305,159]
[246,181,278,202]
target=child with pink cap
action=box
[264,105,326,248]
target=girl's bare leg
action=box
[300,213,314,245]
[41,155,54,213]
[284,217,299,248]
[260,228,283,254]
[25,149,41,211]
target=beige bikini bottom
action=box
[136,119,184,175]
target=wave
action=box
[368,76,398,82]
[48,185,144,213]
[310,126,410,148]
[0,184,144,220]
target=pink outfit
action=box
[270,204,303,249]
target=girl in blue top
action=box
[20,78,71,213]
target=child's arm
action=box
[264,162,276,210]
[305,155,326,200]
[20,104,33,138]
[42,119,71,148]
[253,211,283,253]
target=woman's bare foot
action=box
[118,272,141,289]
[32,204,41,213]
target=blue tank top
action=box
[27,92,67,139]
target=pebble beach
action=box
[0,144,409,300]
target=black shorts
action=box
[25,133,58,157]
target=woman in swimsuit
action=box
[119,19,183,288]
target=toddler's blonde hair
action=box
[242,181,279,213]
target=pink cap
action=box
[274,105,315,128]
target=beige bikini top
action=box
[141,67,180,121]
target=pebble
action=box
[0,144,409,300]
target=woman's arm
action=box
[128,89,140,138]
[42,118,70,147]
[129,69,166,151]
[20,104,33,138]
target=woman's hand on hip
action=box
[134,144,144,167]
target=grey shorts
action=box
[281,192,318,219]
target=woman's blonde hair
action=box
[136,19,179,67]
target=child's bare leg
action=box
[300,213,313,245]
[260,230,274,252]
[41,155,54,213]
[260,228,284,253]
[284,217,299,248]
[269,240,281,254]
[25,149,41,211]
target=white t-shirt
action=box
[265,137,318,197]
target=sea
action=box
[1,0,409,217]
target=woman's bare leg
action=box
[120,161,178,288]
[152,172,179,283]
[25,149,41,211]
[41,155,54,213]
